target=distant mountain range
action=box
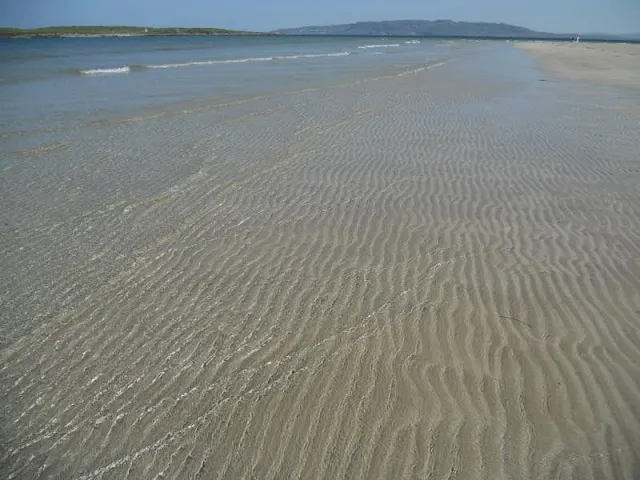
[273,20,636,40]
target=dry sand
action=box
[2,45,640,479]
[516,41,640,90]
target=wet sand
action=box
[516,41,640,90]
[2,44,640,479]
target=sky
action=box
[2,0,639,34]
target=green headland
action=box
[0,26,265,38]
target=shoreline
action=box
[516,40,640,90]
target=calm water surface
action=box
[0,35,466,132]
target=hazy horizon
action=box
[2,0,639,35]
[2,19,640,37]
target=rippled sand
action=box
[2,44,640,479]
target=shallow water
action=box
[0,36,457,131]
[2,37,640,479]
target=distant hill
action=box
[273,19,567,38]
[0,26,264,38]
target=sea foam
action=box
[145,52,350,69]
[358,44,400,49]
[80,66,131,75]
[79,51,352,76]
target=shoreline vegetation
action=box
[0,26,267,38]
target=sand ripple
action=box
[2,46,640,479]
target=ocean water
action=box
[0,34,481,229]
[0,35,462,132]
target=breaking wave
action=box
[80,66,131,75]
[79,52,352,75]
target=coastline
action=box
[0,27,270,39]
[1,32,270,39]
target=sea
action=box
[0,34,486,231]
[0,35,460,133]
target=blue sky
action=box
[2,0,638,34]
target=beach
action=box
[516,40,640,90]
[1,38,640,479]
